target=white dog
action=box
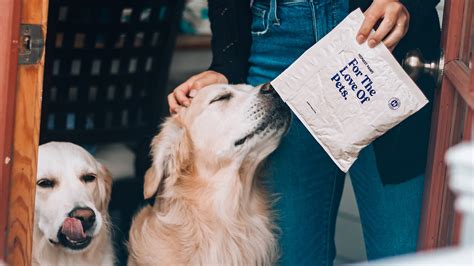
[34,142,114,265]
[128,83,291,265]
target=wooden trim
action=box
[440,91,467,243]
[444,60,474,109]
[440,0,465,61]
[459,0,473,63]
[175,34,212,50]
[452,7,474,247]
[418,0,468,250]
[451,8,474,247]
[464,109,473,140]
[419,79,464,250]
[452,212,463,245]
[0,0,22,261]
[471,34,474,95]
[6,0,49,264]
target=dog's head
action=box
[144,83,291,201]
[36,142,112,251]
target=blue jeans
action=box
[247,0,424,265]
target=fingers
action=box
[383,14,409,49]
[189,89,197,98]
[167,70,228,114]
[357,5,381,44]
[357,1,409,50]
[383,28,404,51]
[169,75,197,114]
[172,72,209,108]
[367,6,399,47]
[168,92,180,114]
[189,73,223,91]
[174,82,192,107]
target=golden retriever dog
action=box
[33,142,114,265]
[128,83,291,265]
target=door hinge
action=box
[18,24,44,65]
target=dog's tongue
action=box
[61,217,86,240]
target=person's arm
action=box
[168,0,252,114]
[208,0,252,84]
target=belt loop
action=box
[269,0,280,25]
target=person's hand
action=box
[168,70,228,114]
[356,0,409,51]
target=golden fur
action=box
[128,84,289,265]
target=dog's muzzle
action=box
[54,207,96,250]
[234,83,291,147]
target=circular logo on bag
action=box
[388,97,401,110]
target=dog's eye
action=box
[36,178,55,188]
[81,174,96,183]
[209,93,232,104]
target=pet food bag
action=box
[270,8,428,172]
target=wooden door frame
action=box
[1,0,49,264]
[418,0,474,250]
[0,0,22,261]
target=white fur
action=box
[34,142,114,266]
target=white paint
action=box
[446,141,474,246]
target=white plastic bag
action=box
[270,8,428,172]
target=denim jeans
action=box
[247,0,424,265]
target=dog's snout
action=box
[68,207,96,230]
[259,83,276,95]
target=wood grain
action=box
[0,0,21,260]
[6,0,48,264]
[445,60,474,109]
[418,0,473,251]
[459,0,473,63]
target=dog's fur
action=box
[33,142,114,265]
[128,84,290,265]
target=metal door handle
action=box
[402,48,444,88]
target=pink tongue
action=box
[61,217,86,241]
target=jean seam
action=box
[251,5,269,36]
[323,167,340,266]
[269,0,280,25]
[308,1,318,42]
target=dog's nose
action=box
[68,207,96,230]
[259,83,276,95]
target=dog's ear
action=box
[143,166,159,200]
[97,163,112,211]
[144,118,191,200]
